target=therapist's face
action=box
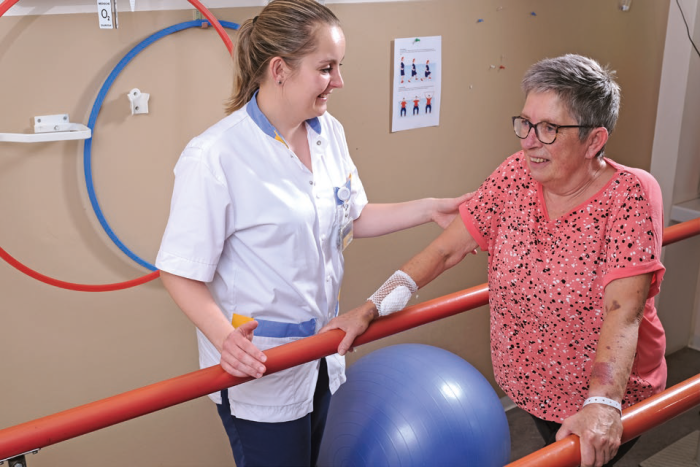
[282,25,345,122]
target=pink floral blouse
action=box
[460,152,667,421]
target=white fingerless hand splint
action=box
[369,270,418,316]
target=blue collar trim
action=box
[246,91,322,144]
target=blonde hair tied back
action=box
[226,0,340,114]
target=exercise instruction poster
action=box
[392,36,441,132]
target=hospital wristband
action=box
[583,396,622,414]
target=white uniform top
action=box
[155,93,368,422]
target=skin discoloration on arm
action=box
[591,273,654,400]
[590,361,615,387]
[605,291,646,325]
[558,274,655,467]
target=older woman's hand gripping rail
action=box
[555,273,652,466]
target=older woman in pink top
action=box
[322,54,666,467]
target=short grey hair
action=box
[522,54,620,150]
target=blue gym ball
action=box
[318,344,511,467]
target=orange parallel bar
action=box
[0,218,698,460]
[0,285,489,460]
[507,373,700,467]
[662,217,700,246]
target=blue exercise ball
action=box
[318,344,510,467]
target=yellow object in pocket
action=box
[232,313,254,328]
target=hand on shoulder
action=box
[431,191,475,229]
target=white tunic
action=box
[156,94,368,422]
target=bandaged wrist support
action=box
[369,270,418,316]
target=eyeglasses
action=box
[511,116,594,144]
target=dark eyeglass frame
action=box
[511,116,595,145]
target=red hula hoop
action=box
[0,0,231,290]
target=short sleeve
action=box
[602,172,665,297]
[155,146,234,282]
[460,153,525,252]
[348,167,368,221]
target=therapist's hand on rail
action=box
[221,321,267,379]
[319,300,378,356]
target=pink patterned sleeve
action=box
[602,171,665,297]
[460,153,523,253]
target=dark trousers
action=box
[530,414,639,466]
[216,358,331,467]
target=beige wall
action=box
[650,0,700,353]
[0,1,671,465]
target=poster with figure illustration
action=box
[392,36,441,132]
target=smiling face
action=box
[518,91,595,191]
[282,24,345,122]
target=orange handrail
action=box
[0,284,490,460]
[507,373,700,467]
[663,217,700,246]
[0,217,698,461]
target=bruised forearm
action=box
[588,312,639,401]
[588,274,652,402]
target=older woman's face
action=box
[518,91,590,190]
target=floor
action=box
[507,347,700,466]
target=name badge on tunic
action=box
[335,177,353,251]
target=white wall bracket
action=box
[127,88,150,115]
[0,114,91,143]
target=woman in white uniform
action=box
[156,1,468,465]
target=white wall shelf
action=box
[0,126,91,143]
[671,197,700,223]
[0,114,91,143]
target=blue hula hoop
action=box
[84,19,239,271]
